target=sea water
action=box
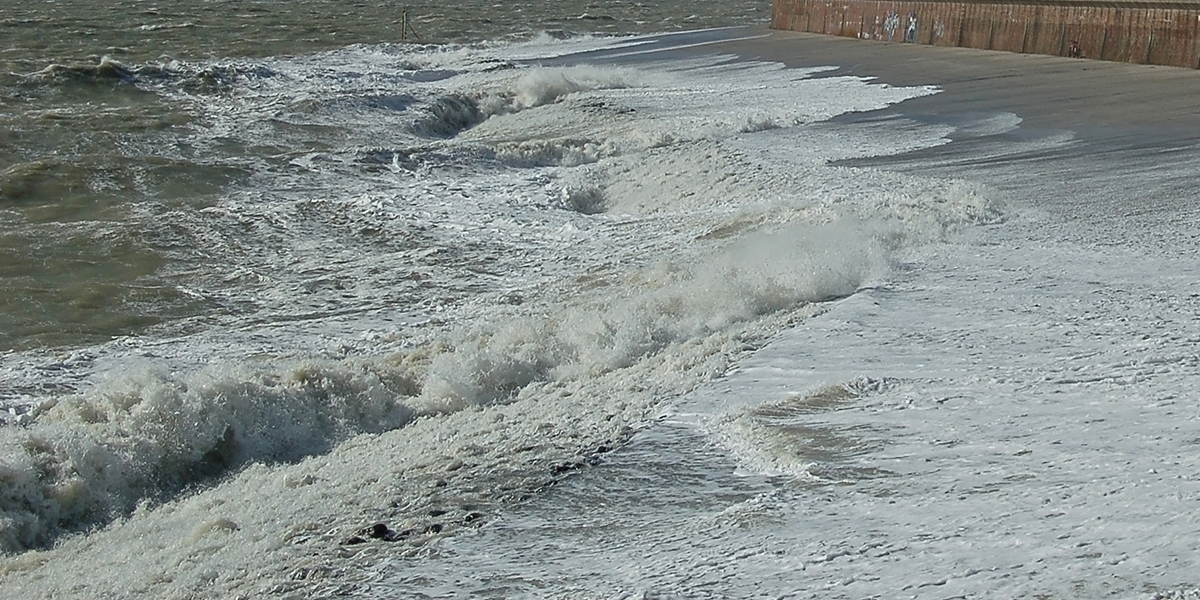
[0,0,769,354]
[5,1,1200,599]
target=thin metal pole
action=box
[402,9,422,43]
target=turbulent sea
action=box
[5,1,1200,599]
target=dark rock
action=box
[551,461,583,474]
[429,509,448,517]
[368,523,391,539]
[363,522,408,542]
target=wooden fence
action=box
[773,0,1200,67]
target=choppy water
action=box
[19,1,1185,598]
[0,0,769,353]
[0,0,971,559]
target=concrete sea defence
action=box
[772,0,1200,68]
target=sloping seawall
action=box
[772,0,1200,68]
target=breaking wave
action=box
[0,211,895,552]
[0,360,416,551]
[0,34,1008,599]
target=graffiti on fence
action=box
[883,11,900,40]
[905,12,919,42]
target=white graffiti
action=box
[883,11,899,39]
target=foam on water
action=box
[0,33,1007,596]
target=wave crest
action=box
[0,360,417,552]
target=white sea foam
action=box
[0,358,418,552]
[0,32,1013,598]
